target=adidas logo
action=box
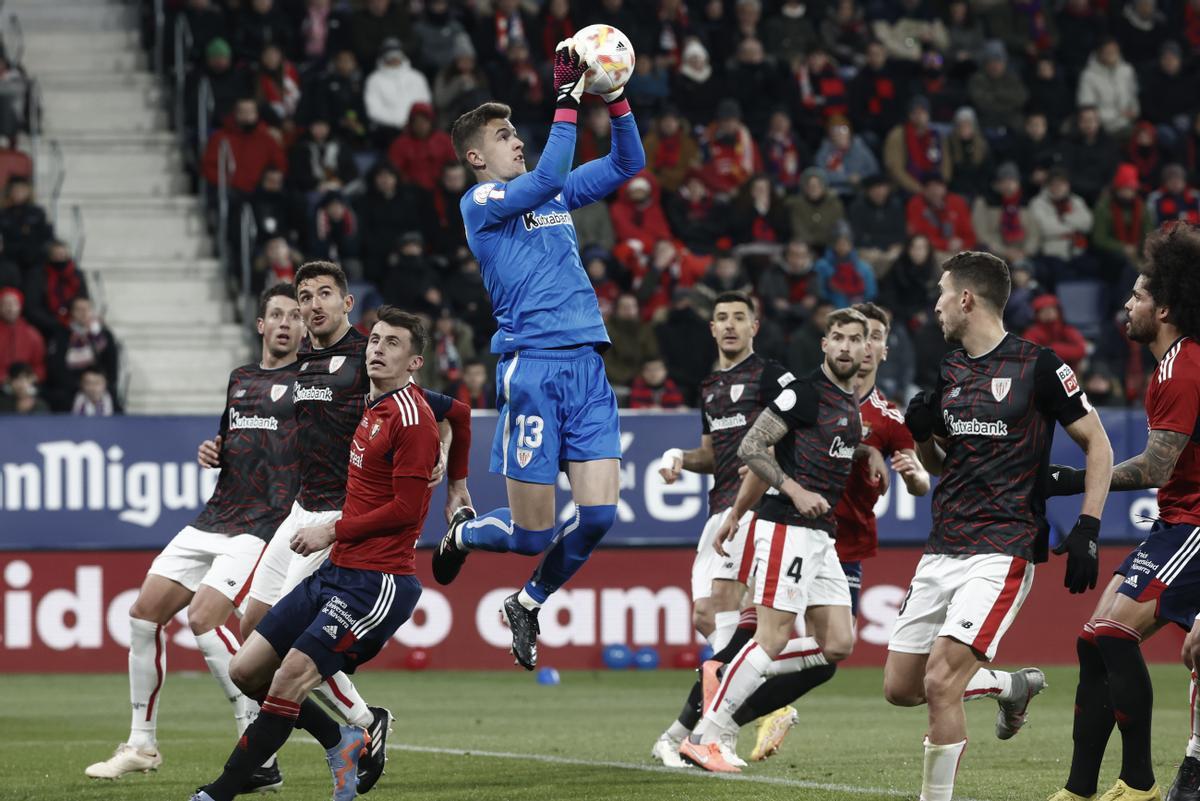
[1125,574,1139,587]
[323,624,339,638]
[615,41,626,50]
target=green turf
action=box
[4,665,1192,801]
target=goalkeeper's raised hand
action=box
[553,39,590,108]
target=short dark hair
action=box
[853,302,892,332]
[941,250,1010,313]
[80,365,106,380]
[294,260,348,296]
[374,305,429,355]
[257,281,296,319]
[1142,223,1200,340]
[451,102,513,165]
[712,291,755,317]
[825,307,869,335]
[8,361,32,380]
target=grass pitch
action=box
[5,665,1191,801]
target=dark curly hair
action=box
[1142,223,1200,340]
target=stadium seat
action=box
[1055,279,1106,341]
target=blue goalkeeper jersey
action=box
[461,112,644,354]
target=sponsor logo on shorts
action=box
[225,578,237,587]
[323,624,339,638]
[294,385,334,403]
[722,561,735,570]
[958,620,974,629]
[322,596,357,628]
[516,448,533,468]
[1125,574,1140,587]
[706,413,747,432]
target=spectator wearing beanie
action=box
[643,107,700,194]
[1138,40,1194,143]
[433,37,490,129]
[946,106,992,201]
[786,167,845,253]
[1125,120,1167,193]
[905,175,975,262]
[364,37,432,141]
[1092,163,1152,281]
[1005,259,1041,334]
[847,174,906,276]
[202,97,287,196]
[611,172,673,255]
[0,286,44,381]
[814,221,875,307]
[186,38,252,143]
[972,162,1040,266]
[1023,294,1089,370]
[386,102,456,192]
[1148,163,1200,225]
[966,40,1028,133]
[672,38,723,127]
[883,95,951,195]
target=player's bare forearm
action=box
[729,468,769,519]
[681,444,715,473]
[1110,429,1188,491]
[737,409,790,490]
[1066,412,1113,519]
[914,437,945,476]
[896,449,931,496]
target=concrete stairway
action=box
[14,0,248,415]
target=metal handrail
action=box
[47,138,64,225]
[71,203,85,264]
[239,203,256,320]
[27,75,40,180]
[172,13,191,128]
[152,0,165,75]
[197,74,212,159]
[216,137,232,273]
[6,12,23,69]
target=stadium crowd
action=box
[7,0,1200,414]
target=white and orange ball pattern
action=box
[575,23,636,96]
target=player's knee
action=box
[753,629,789,659]
[511,524,555,555]
[692,605,715,637]
[128,596,169,625]
[229,653,261,693]
[822,635,854,664]
[922,665,961,706]
[576,504,617,546]
[883,671,925,706]
[272,652,320,696]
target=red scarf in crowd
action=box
[1055,197,1089,251]
[905,124,941,180]
[999,190,1024,243]
[653,132,683,170]
[1152,189,1200,224]
[830,259,866,301]
[1111,197,1144,245]
[46,261,82,325]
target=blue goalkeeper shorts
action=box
[489,345,621,485]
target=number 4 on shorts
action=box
[786,557,803,582]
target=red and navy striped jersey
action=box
[192,362,299,541]
[332,382,441,574]
[1145,336,1200,526]
[928,334,1090,562]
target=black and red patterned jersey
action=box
[928,334,1091,562]
[699,353,793,514]
[192,362,300,541]
[294,327,369,511]
[835,387,915,562]
[1144,337,1200,526]
[333,381,440,574]
[757,368,863,535]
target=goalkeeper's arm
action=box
[561,89,646,209]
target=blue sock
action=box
[525,505,617,604]
[460,508,554,556]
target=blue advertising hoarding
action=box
[0,410,1156,551]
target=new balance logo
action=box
[958,620,974,630]
[1125,574,1139,587]
[323,624,339,638]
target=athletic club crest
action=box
[328,356,346,374]
[270,384,288,402]
[730,384,744,402]
[516,448,533,468]
[991,377,1012,402]
[370,419,382,439]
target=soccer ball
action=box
[574,24,635,96]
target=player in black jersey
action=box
[650,292,793,768]
[679,307,871,773]
[86,284,301,792]
[885,251,1112,801]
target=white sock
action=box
[666,720,691,740]
[194,627,249,734]
[697,642,770,741]
[962,668,1013,702]
[921,737,967,801]
[127,618,166,750]
[1188,671,1200,760]
[762,637,828,676]
[312,672,373,728]
[517,588,541,611]
[709,610,740,652]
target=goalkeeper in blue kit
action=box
[434,39,645,669]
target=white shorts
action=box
[888,552,1035,662]
[691,509,757,601]
[148,526,267,605]
[750,518,851,614]
[246,502,343,606]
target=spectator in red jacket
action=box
[447,358,494,409]
[0,286,44,381]
[610,172,672,254]
[905,175,976,260]
[202,98,287,195]
[386,102,456,191]
[628,358,685,409]
[1023,294,1089,368]
[23,241,88,338]
[701,99,763,199]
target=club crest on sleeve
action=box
[991,377,1012,402]
[473,182,495,205]
[329,356,346,374]
[370,419,383,439]
[270,384,288,402]
[1057,363,1081,396]
[730,384,744,402]
[516,448,533,468]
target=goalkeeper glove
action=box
[1054,514,1100,594]
[1044,465,1087,497]
[904,390,940,443]
[553,39,589,108]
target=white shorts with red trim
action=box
[750,518,850,614]
[148,526,267,606]
[888,552,1035,662]
[690,509,757,601]
[247,502,342,606]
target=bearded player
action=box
[432,38,644,670]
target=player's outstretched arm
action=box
[1047,428,1188,496]
[561,90,646,210]
[1061,410,1113,521]
[659,434,715,482]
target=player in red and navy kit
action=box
[190,308,442,801]
[888,252,1113,801]
[1044,227,1200,801]
[87,284,301,790]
